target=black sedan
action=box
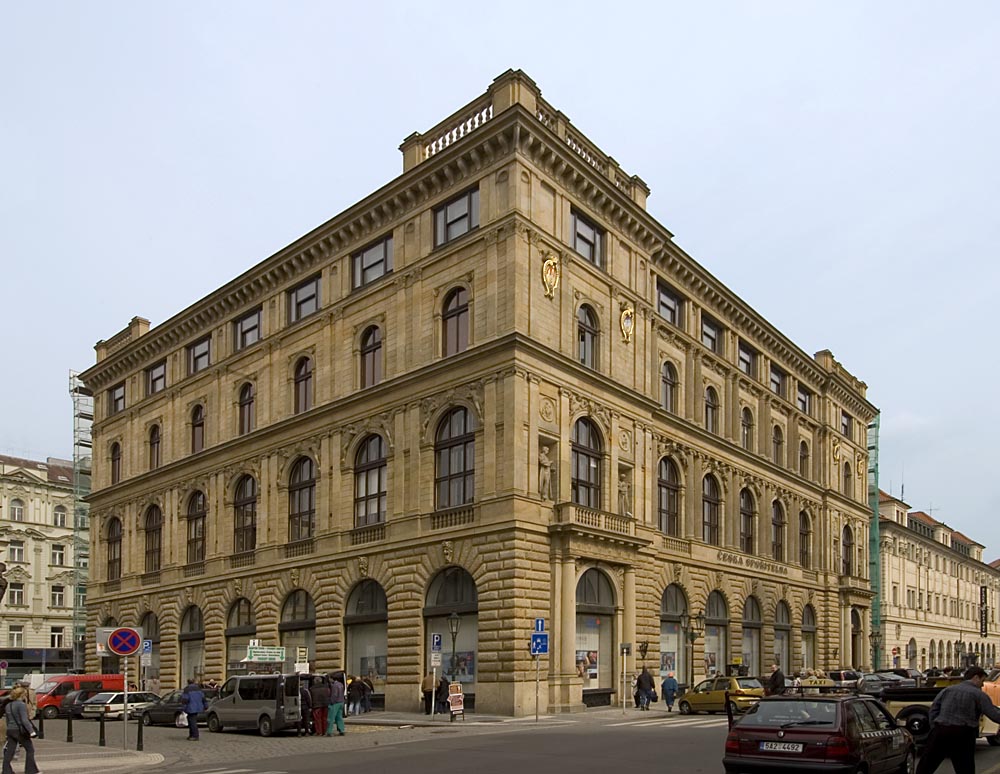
[139,688,219,726]
[58,689,103,718]
[724,693,915,773]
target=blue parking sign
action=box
[142,639,153,654]
[431,633,443,652]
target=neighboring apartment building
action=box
[81,70,877,715]
[0,454,82,682]
[879,490,999,670]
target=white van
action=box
[206,673,301,736]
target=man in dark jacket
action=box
[327,674,346,736]
[635,667,655,710]
[765,663,786,697]
[309,677,330,736]
[180,680,206,740]
[918,666,1000,774]
[298,682,312,735]
[435,675,450,715]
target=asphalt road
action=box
[47,709,1000,774]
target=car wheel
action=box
[678,700,692,715]
[258,715,273,737]
[141,712,153,726]
[903,712,929,739]
[207,713,222,733]
[988,735,1000,747]
[898,749,915,774]
[42,706,58,720]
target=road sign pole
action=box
[535,654,539,723]
[431,666,436,718]
[123,656,128,750]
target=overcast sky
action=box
[3,2,997,553]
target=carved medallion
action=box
[541,252,560,298]
[618,430,631,453]
[539,397,556,423]
[620,306,635,343]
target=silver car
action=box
[81,691,161,720]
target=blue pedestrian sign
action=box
[431,633,443,652]
[530,633,549,656]
[534,618,545,633]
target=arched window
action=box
[442,287,470,356]
[288,457,316,542]
[739,488,755,553]
[702,475,720,545]
[771,501,786,561]
[191,405,205,453]
[106,517,122,580]
[110,442,122,485]
[740,408,754,451]
[772,425,784,466]
[705,591,729,676]
[577,305,599,369]
[140,611,161,679]
[345,580,389,694]
[144,505,163,573]
[226,598,256,666]
[149,425,161,469]
[179,605,205,682]
[186,491,206,565]
[571,418,602,508]
[661,584,689,684]
[661,362,677,413]
[238,382,255,435]
[842,524,854,576]
[9,499,24,521]
[798,441,810,478]
[53,505,66,527]
[234,475,257,554]
[705,387,719,434]
[843,461,853,498]
[280,589,317,662]
[424,568,479,683]
[354,435,386,527]
[360,326,382,387]
[435,408,475,509]
[799,511,811,569]
[774,601,791,670]
[294,357,313,413]
[657,458,680,536]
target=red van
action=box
[35,674,125,718]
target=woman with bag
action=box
[2,686,39,774]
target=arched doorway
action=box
[850,608,863,668]
[424,568,478,693]
[345,580,388,699]
[774,601,791,672]
[225,598,256,676]
[280,590,316,668]
[742,597,762,676]
[101,616,120,673]
[660,585,688,686]
[139,612,160,690]
[179,606,205,682]
[704,591,729,677]
[801,605,817,670]
[576,568,615,700]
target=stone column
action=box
[551,552,582,713]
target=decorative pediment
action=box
[5,565,31,582]
[566,391,612,437]
[419,381,485,443]
[48,570,76,585]
[341,411,397,467]
[0,525,49,541]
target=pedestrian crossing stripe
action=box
[609,717,730,728]
[194,769,288,774]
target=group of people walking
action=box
[299,673,377,737]
[421,672,452,715]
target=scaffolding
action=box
[69,371,93,671]
[867,414,882,669]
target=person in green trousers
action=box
[327,674,346,736]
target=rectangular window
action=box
[797,385,812,414]
[8,540,24,563]
[435,188,480,247]
[287,276,321,323]
[233,308,262,351]
[841,410,853,437]
[8,583,24,606]
[737,342,757,377]
[352,234,394,289]
[571,210,604,267]
[75,586,86,609]
[8,626,23,648]
[51,544,65,565]
[145,361,166,396]
[701,315,722,354]
[770,365,786,398]
[657,281,684,327]
[76,553,89,569]
[50,627,64,648]
[187,336,211,375]
[108,383,125,416]
[51,586,65,607]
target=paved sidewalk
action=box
[31,737,163,772]
[345,709,511,727]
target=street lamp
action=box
[448,612,461,679]
[638,641,649,663]
[868,629,882,670]
[681,611,705,685]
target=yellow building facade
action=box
[82,70,877,715]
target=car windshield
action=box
[36,681,58,695]
[737,678,763,689]
[84,693,115,704]
[741,700,839,727]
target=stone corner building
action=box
[81,70,877,715]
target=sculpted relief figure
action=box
[538,445,553,500]
[618,473,632,517]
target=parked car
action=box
[58,689,103,719]
[723,693,915,773]
[677,675,764,715]
[858,672,916,698]
[206,673,303,736]
[878,668,923,685]
[81,691,160,720]
[35,674,125,719]
[138,688,220,725]
[827,669,863,689]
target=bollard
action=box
[98,712,106,747]
[136,715,144,752]
[37,715,44,740]
[725,690,734,730]
[66,713,73,743]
